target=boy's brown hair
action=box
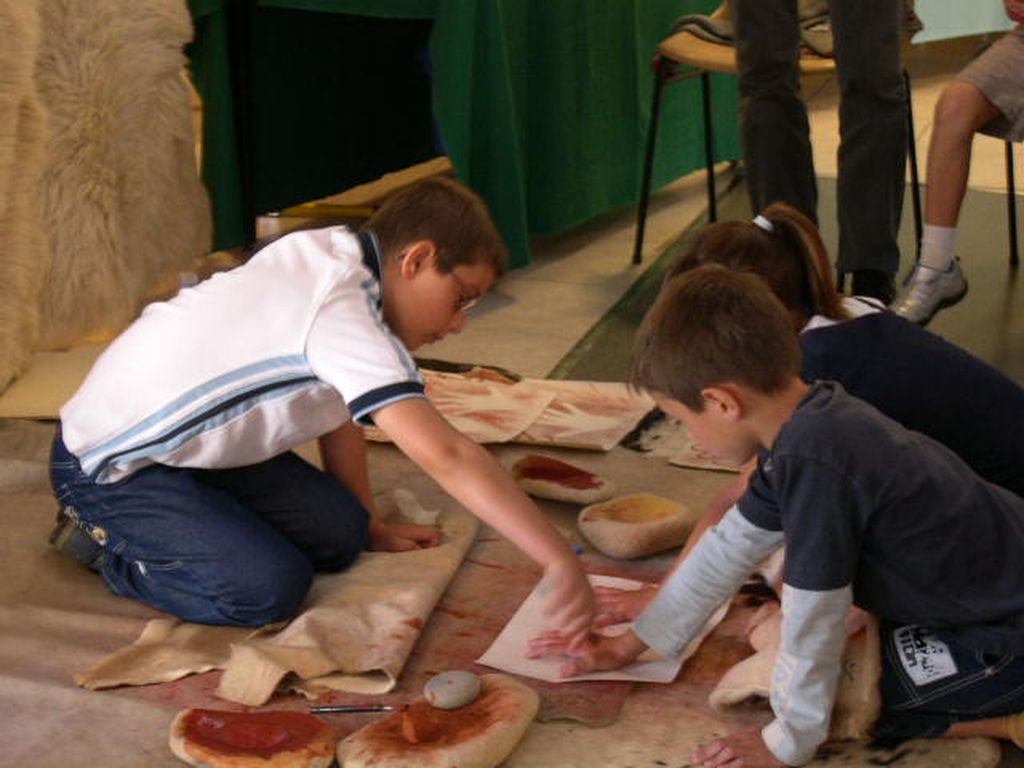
[364,177,508,277]
[631,264,801,410]
[667,202,848,331]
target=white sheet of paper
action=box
[477,574,728,684]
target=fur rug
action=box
[0,0,212,392]
[0,2,47,394]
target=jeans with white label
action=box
[49,426,369,626]
[872,622,1024,744]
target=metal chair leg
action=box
[229,0,258,247]
[700,71,717,223]
[1008,140,1019,268]
[903,69,922,256]
[633,57,669,265]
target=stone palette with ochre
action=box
[511,453,615,505]
[578,493,698,559]
[169,708,334,768]
[337,674,539,768]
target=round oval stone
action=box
[423,670,481,709]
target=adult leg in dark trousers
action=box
[734,0,906,302]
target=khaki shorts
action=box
[957,24,1024,142]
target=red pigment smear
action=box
[437,606,471,619]
[182,709,326,759]
[465,558,504,570]
[358,683,519,755]
[515,455,601,489]
[404,617,424,630]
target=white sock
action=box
[918,225,956,271]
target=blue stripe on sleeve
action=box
[349,381,427,426]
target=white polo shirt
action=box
[61,227,424,483]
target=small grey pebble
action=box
[423,670,481,709]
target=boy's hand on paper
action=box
[526,628,646,677]
[692,729,784,768]
[368,520,441,552]
[536,558,595,648]
[593,583,657,628]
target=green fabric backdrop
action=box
[187,0,739,267]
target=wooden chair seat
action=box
[1006,141,1019,267]
[632,17,920,271]
[657,30,835,76]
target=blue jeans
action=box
[873,622,1024,744]
[49,426,369,626]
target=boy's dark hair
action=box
[363,177,508,277]
[667,202,848,331]
[631,264,801,410]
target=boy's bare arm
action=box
[373,397,594,640]
[371,398,572,563]
[319,420,376,510]
[680,459,756,559]
[594,459,757,627]
[318,421,440,551]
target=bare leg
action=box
[925,81,1003,227]
[890,81,1002,323]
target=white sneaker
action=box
[890,258,968,325]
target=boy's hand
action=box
[526,628,647,677]
[536,558,595,647]
[692,729,785,768]
[368,520,441,552]
[594,583,658,628]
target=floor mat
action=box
[305,532,642,729]
[93,496,664,737]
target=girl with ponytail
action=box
[594,202,1023,628]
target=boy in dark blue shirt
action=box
[529,265,1024,766]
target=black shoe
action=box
[850,270,897,305]
[49,507,106,572]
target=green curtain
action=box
[186,0,739,267]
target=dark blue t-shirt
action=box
[800,311,1024,498]
[740,382,1024,655]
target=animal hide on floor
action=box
[709,602,883,742]
[0,0,212,392]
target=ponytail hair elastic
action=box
[752,214,774,232]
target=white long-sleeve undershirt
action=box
[634,505,853,766]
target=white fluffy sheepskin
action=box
[0,0,212,392]
[35,0,212,348]
[0,2,48,393]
